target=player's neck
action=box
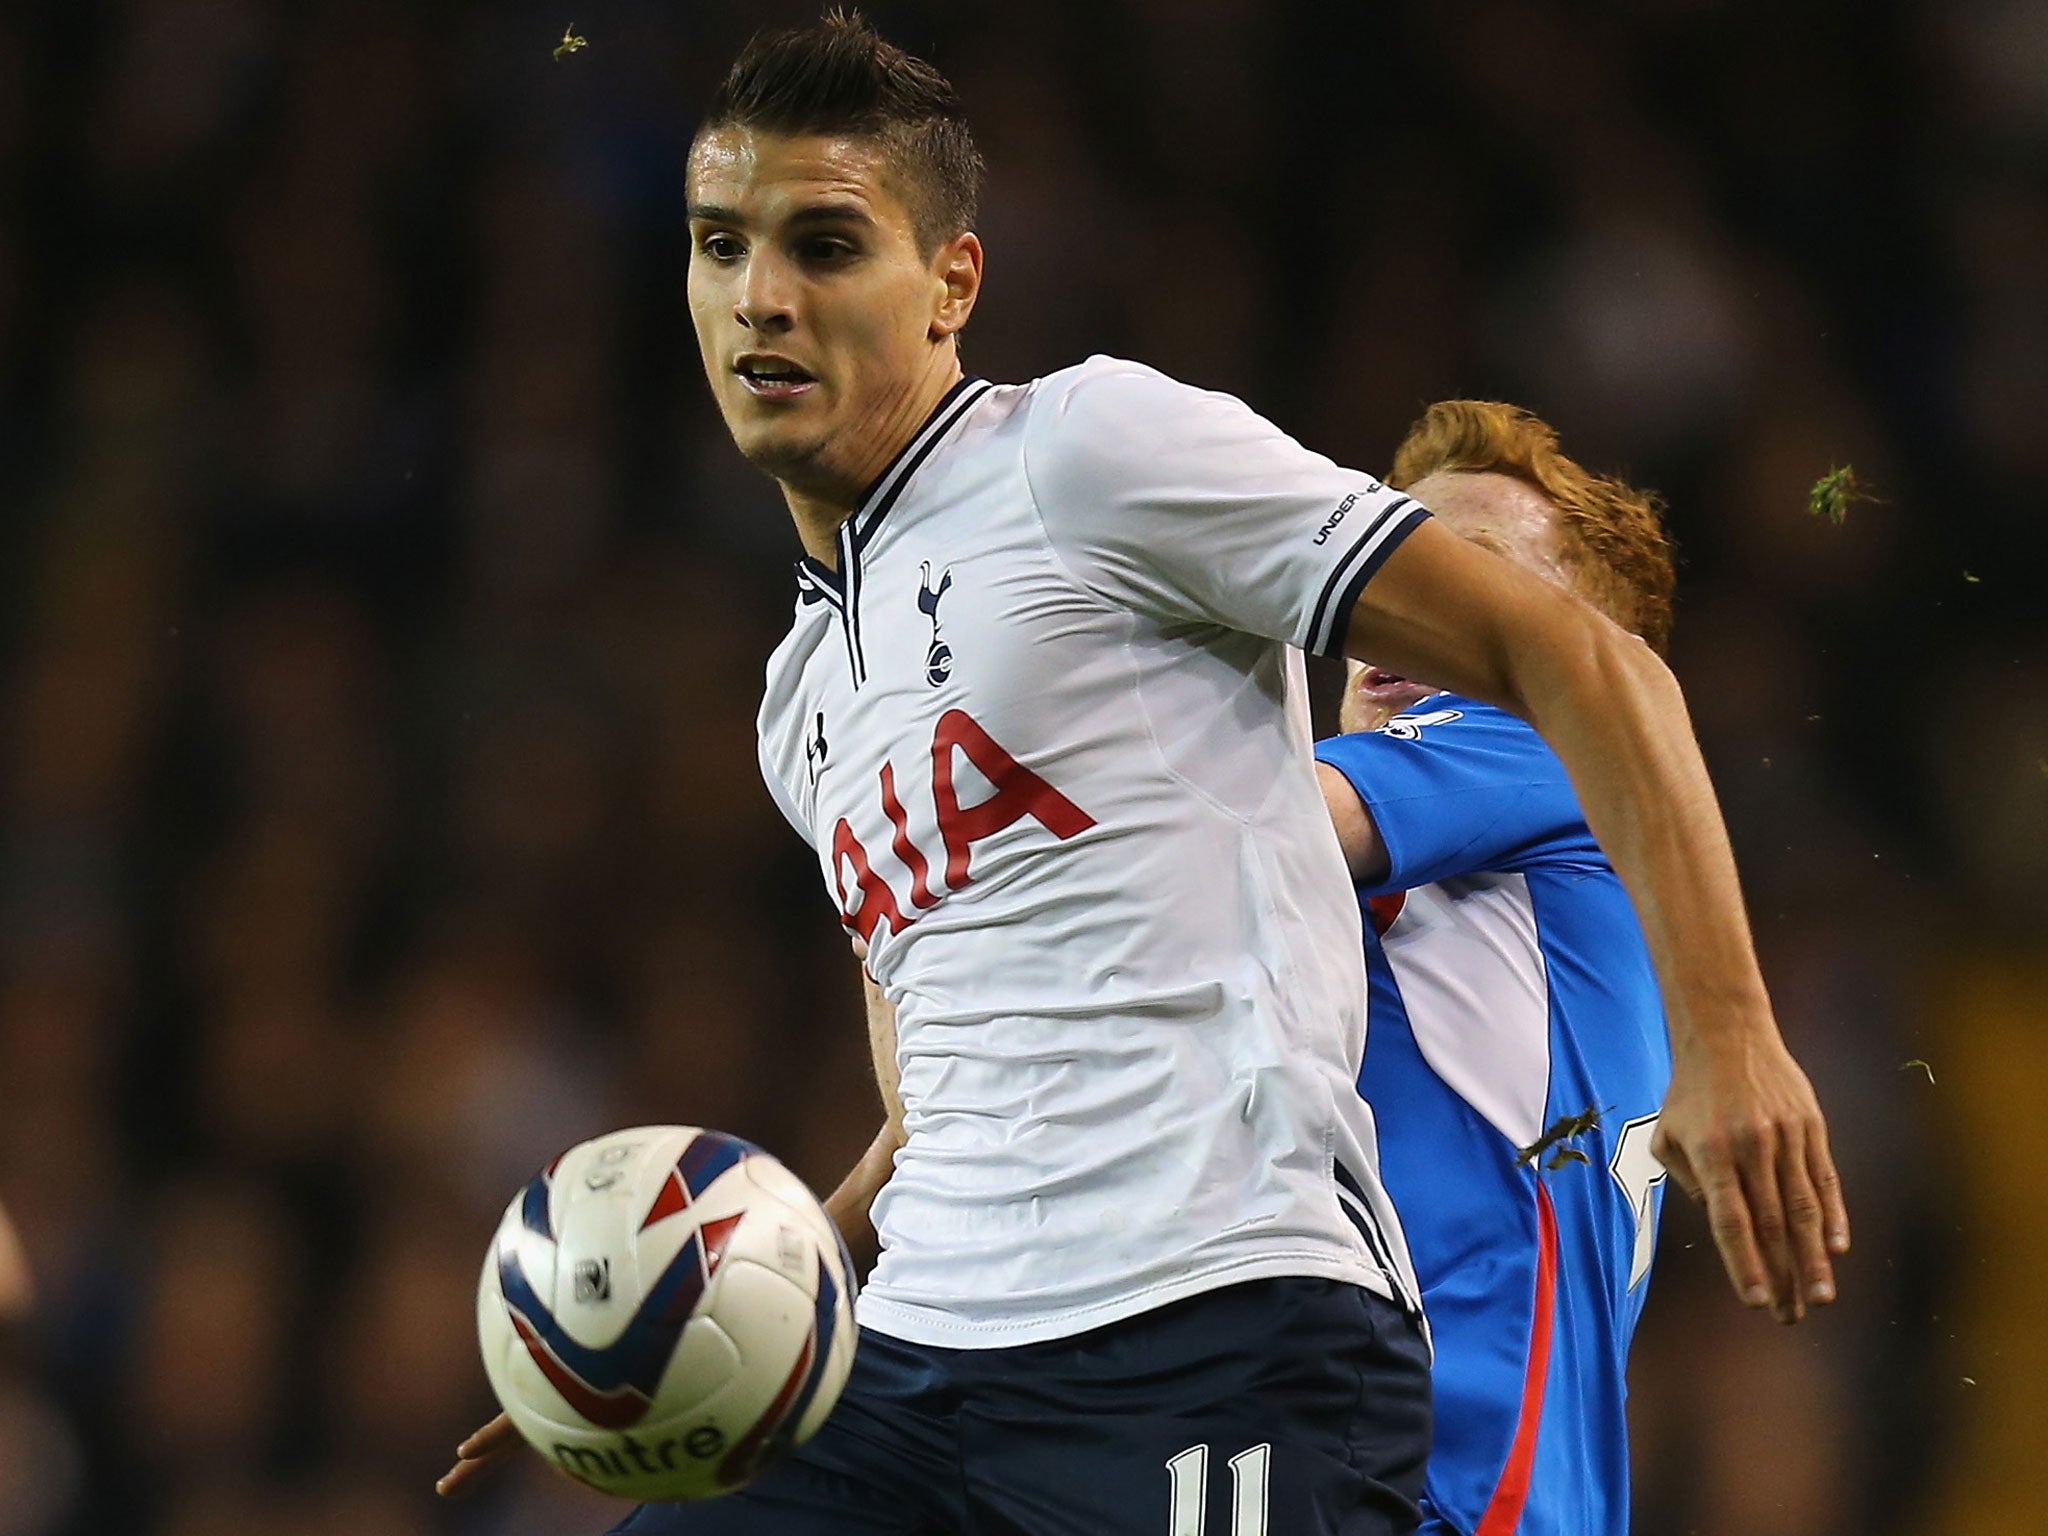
[782,357,965,570]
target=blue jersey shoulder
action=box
[1314,694,1602,894]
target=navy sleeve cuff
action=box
[1309,502,1432,659]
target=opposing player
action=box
[442,15,1844,1532]
[1316,402,1684,1535]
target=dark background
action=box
[1,2,2043,1532]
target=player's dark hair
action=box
[699,9,982,257]
[1390,401,1678,656]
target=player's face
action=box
[686,128,980,503]
[1340,471,1568,734]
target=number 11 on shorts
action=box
[1166,1442,1271,1535]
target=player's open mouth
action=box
[1354,666,1429,704]
[734,356,817,400]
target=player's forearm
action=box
[827,961,907,1278]
[1514,618,1775,1059]
[862,967,904,1127]
[822,1119,906,1278]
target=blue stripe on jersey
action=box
[1318,697,1672,1536]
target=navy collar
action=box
[849,375,990,548]
[790,375,992,598]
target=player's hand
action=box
[436,1412,521,1498]
[1652,1032,1849,1324]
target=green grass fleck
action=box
[1808,464,1877,525]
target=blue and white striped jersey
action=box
[1316,696,1672,1536]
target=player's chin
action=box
[730,415,832,480]
[1339,697,1392,735]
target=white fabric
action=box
[757,357,1425,1347]
[1378,873,1554,1149]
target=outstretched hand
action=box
[436,1412,521,1498]
[1651,1032,1849,1323]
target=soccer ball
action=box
[476,1126,858,1502]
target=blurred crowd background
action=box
[0,1,2043,1532]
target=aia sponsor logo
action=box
[831,709,1095,946]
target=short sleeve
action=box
[1022,357,1430,655]
[1313,698,1597,894]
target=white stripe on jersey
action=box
[757,357,1427,1348]
[1379,873,1552,1149]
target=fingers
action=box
[1670,1122,1851,1324]
[1769,1146,1835,1327]
[1743,1125,1809,1321]
[1698,1151,1774,1315]
[1809,1118,1851,1258]
[1654,1050,1850,1324]
[1656,1114,1781,1314]
[1778,1125,1841,1312]
[461,1412,518,1457]
[1655,1123,1762,1306]
[435,1457,489,1500]
[435,1414,519,1499]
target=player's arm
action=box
[821,965,906,1278]
[1342,518,1848,1322]
[1315,764,1390,886]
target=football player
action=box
[443,16,1844,1533]
[1317,401,1686,1535]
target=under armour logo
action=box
[805,711,828,784]
[919,562,954,686]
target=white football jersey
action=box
[757,356,1429,1348]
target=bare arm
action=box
[1345,518,1848,1320]
[1315,762,1389,886]
[821,967,906,1279]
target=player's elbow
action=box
[1512,597,1673,730]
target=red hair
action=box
[1390,401,1677,655]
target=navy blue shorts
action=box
[606,1276,1431,1535]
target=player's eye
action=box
[798,235,858,265]
[696,232,744,262]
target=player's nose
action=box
[734,250,797,333]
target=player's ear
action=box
[930,231,982,341]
